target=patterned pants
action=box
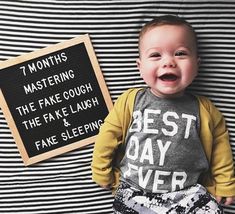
[113,181,223,214]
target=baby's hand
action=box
[216,196,235,206]
[100,184,112,190]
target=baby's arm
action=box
[91,90,131,189]
[207,99,235,201]
[91,118,123,189]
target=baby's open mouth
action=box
[159,73,178,81]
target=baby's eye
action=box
[149,52,161,58]
[175,50,187,57]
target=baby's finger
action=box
[224,197,234,206]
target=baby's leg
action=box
[185,184,223,213]
[113,182,223,214]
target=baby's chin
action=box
[150,87,185,98]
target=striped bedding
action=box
[0,1,235,213]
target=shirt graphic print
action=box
[120,88,209,193]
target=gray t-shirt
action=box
[120,88,209,193]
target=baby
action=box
[92,15,235,213]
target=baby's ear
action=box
[136,58,143,77]
[197,57,201,65]
[136,58,141,69]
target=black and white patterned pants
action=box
[113,181,223,214]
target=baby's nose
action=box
[162,58,177,68]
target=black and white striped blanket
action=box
[0,1,235,213]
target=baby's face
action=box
[137,24,199,98]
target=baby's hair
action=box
[138,15,198,55]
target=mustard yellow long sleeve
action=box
[198,96,235,197]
